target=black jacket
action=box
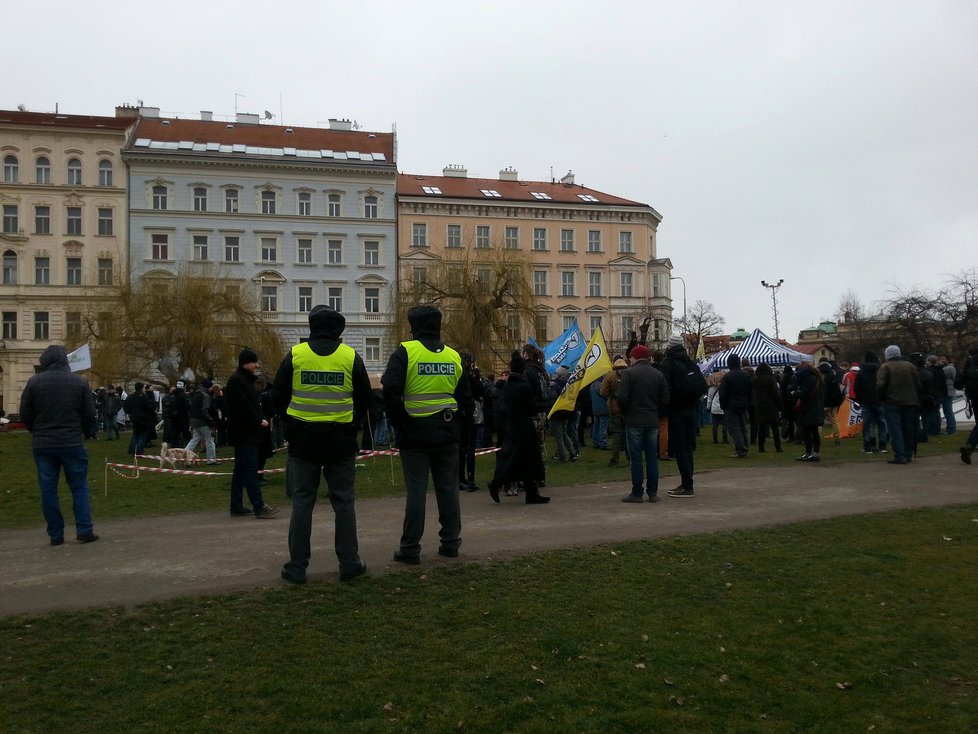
[659,344,701,410]
[225,367,264,446]
[19,345,97,448]
[718,367,751,413]
[853,362,881,406]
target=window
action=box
[261,190,276,215]
[562,315,576,332]
[412,266,427,284]
[2,205,18,234]
[66,311,82,340]
[532,228,547,251]
[364,287,380,313]
[364,195,378,218]
[35,156,50,184]
[476,268,491,292]
[297,286,313,313]
[193,235,209,261]
[447,224,462,248]
[480,189,502,198]
[97,311,112,338]
[588,230,601,253]
[98,258,113,286]
[365,337,381,362]
[151,233,169,260]
[98,159,113,187]
[590,315,603,334]
[578,194,600,203]
[506,314,520,341]
[224,235,240,262]
[534,314,548,343]
[2,311,17,339]
[67,158,82,186]
[66,207,82,235]
[97,208,113,236]
[296,238,312,264]
[35,206,51,235]
[588,272,602,297]
[652,273,661,297]
[327,286,342,311]
[327,193,341,217]
[412,223,427,247]
[34,257,50,285]
[476,225,490,249]
[260,237,278,262]
[504,226,519,249]
[66,257,82,286]
[34,312,49,340]
[530,191,552,200]
[560,229,575,252]
[152,185,167,210]
[261,285,278,313]
[327,239,343,265]
[561,271,576,296]
[622,316,634,336]
[3,155,17,183]
[2,250,16,284]
[620,272,633,297]
[193,187,208,212]
[533,270,548,296]
[363,241,379,266]
[297,192,311,216]
[225,189,239,213]
[619,231,633,253]
[421,186,442,195]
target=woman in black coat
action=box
[752,363,783,452]
[780,365,797,442]
[488,351,549,504]
[792,362,824,462]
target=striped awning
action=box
[698,328,814,373]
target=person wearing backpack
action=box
[659,336,707,497]
[818,358,845,446]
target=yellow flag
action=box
[695,335,706,363]
[548,326,614,417]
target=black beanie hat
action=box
[238,348,259,367]
[309,304,345,338]
[509,350,526,374]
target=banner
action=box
[836,398,862,439]
[535,321,586,375]
[67,343,92,372]
[548,326,613,417]
[695,335,706,363]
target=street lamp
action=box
[670,275,687,325]
[761,279,784,339]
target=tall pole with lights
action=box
[670,275,687,347]
[761,279,784,339]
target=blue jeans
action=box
[34,445,94,542]
[883,404,917,463]
[186,424,216,461]
[724,410,748,456]
[625,425,660,497]
[591,414,609,448]
[861,403,888,451]
[939,396,957,434]
[230,443,265,511]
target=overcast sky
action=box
[5,0,975,341]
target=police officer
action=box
[382,305,473,564]
[273,305,372,583]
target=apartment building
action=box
[0,110,133,411]
[397,166,671,354]
[122,108,397,371]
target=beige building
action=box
[397,167,671,356]
[0,111,133,411]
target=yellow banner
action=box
[548,326,614,417]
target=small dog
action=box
[158,442,198,468]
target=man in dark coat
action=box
[659,337,704,497]
[19,345,99,545]
[854,351,887,453]
[617,345,670,502]
[877,345,921,465]
[226,348,278,518]
[124,382,157,456]
[718,354,751,458]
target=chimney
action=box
[560,170,575,185]
[499,166,518,181]
[115,104,139,119]
[329,118,353,131]
[200,110,213,122]
[139,106,160,118]
[442,164,468,178]
[236,112,260,125]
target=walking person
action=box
[549,367,578,463]
[752,363,783,453]
[124,382,157,457]
[382,306,473,564]
[616,345,669,502]
[792,361,825,462]
[225,349,279,518]
[659,336,707,498]
[877,345,921,465]
[599,357,629,466]
[854,351,888,453]
[818,358,844,447]
[718,354,751,458]
[938,355,957,435]
[590,377,610,449]
[102,385,122,441]
[19,345,99,545]
[274,305,372,584]
[185,379,217,464]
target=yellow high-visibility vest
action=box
[402,340,462,418]
[287,342,355,423]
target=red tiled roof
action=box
[129,117,395,159]
[398,172,650,208]
[0,110,133,131]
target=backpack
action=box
[672,361,709,403]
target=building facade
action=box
[122,109,397,373]
[0,110,133,412]
[396,167,671,356]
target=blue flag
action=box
[536,321,586,375]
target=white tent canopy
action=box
[699,328,815,373]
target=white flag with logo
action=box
[67,343,92,372]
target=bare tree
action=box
[676,299,725,354]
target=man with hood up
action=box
[19,344,99,545]
[273,305,372,584]
[659,335,707,497]
[382,305,473,564]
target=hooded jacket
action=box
[272,305,372,460]
[19,345,97,448]
[659,343,701,410]
[381,306,474,449]
[617,358,670,427]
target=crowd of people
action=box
[16,310,978,584]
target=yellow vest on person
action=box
[402,340,462,418]
[287,342,355,423]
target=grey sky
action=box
[6,0,976,341]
